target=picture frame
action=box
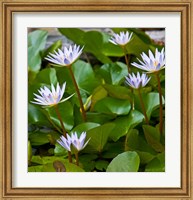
[0,0,192,199]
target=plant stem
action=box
[75,153,79,166]
[123,46,134,108]
[131,88,135,110]
[68,151,72,163]
[84,52,90,64]
[137,88,149,124]
[54,105,72,163]
[68,66,87,122]
[155,73,163,134]
[54,105,67,137]
[123,46,130,72]
[124,134,129,151]
[45,110,63,134]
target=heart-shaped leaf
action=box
[145,152,165,172]
[143,125,164,152]
[98,62,128,85]
[42,40,62,58]
[134,92,164,120]
[34,68,58,85]
[28,103,51,127]
[46,101,74,131]
[29,130,60,146]
[103,84,133,100]
[84,123,115,153]
[28,30,48,72]
[72,60,100,94]
[93,97,131,115]
[72,122,100,134]
[110,110,144,142]
[106,151,140,172]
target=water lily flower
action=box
[109,31,133,46]
[131,48,165,73]
[31,82,73,106]
[45,44,84,67]
[57,132,90,152]
[71,132,90,152]
[57,134,72,152]
[125,72,151,89]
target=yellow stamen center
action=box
[154,61,158,67]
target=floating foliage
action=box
[28,28,165,172]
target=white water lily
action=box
[57,132,90,152]
[71,132,90,152]
[45,44,84,67]
[109,31,133,46]
[31,82,73,106]
[131,48,165,73]
[125,72,151,89]
[57,134,72,152]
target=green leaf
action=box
[30,156,67,172]
[72,60,100,94]
[28,30,48,72]
[84,123,115,153]
[95,160,109,171]
[143,125,164,152]
[58,28,112,63]
[31,155,44,165]
[28,165,43,172]
[28,47,42,72]
[83,31,112,63]
[58,28,85,45]
[41,163,60,172]
[28,83,46,102]
[46,101,74,131]
[137,151,155,165]
[106,151,140,172]
[72,122,100,134]
[86,112,115,124]
[126,129,157,155]
[56,66,88,108]
[102,142,124,159]
[145,152,165,172]
[42,40,62,58]
[73,104,85,125]
[31,155,65,164]
[28,30,48,50]
[90,85,108,111]
[103,84,133,100]
[29,130,60,146]
[42,161,85,172]
[128,28,152,44]
[144,93,164,119]
[110,110,144,142]
[125,129,139,151]
[29,131,49,146]
[41,156,64,164]
[60,161,86,172]
[28,141,32,164]
[54,143,68,156]
[28,70,37,84]
[56,67,74,92]
[134,92,164,120]
[79,154,98,172]
[102,41,124,57]
[34,68,58,85]
[93,97,131,115]
[28,103,51,127]
[98,62,128,85]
